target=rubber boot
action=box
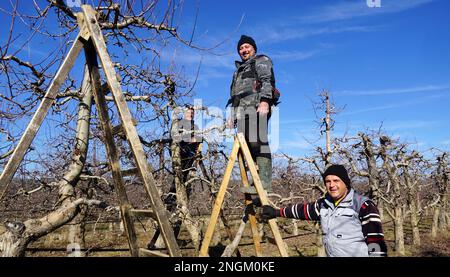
[240,156,272,195]
[256,156,272,193]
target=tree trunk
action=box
[118,210,125,235]
[394,206,405,255]
[406,180,420,246]
[0,224,25,257]
[292,220,298,236]
[435,153,449,233]
[409,201,420,246]
[431,207,440,239]
[0,65,93,257]
[438,193,448,231]
[176,189,200,254]
[0,198,101,257]
[68,221,85,257]
[315,223,326,257]
[323,91,332,166]
[379,137,406,256]
[378,200,384,221]
[171,140,200,255]
[446,213,450,231]
[68,199,90,257]
[360,133,381,208]
[68,186,93,257]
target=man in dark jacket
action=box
[167,105,202,208]
[148,105,202,249]
[228,35,276,195]
[171,106,202,186]
[261,164,388,257]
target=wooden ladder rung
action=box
[112,119,138,136]
[121,167,138,177]
[130,209,156,219]
[138,248,169,257]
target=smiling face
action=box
[184,108,194,121]
[325,175,348,201]
[238,43,256,62]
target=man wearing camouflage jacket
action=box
[227,35,276,195]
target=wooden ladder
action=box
[199,133,289,257]
[0,5,181,257]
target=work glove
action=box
[247,196,262,207]
[261,205,278,221]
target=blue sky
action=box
[1,0,449,164]
[170,0,450,157]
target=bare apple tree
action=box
[0,0,215,256]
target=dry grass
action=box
[24,214,450,257]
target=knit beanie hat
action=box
[322,164,351,188]
[237,35,257,53]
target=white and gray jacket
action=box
[279,189,387,257]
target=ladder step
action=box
[121,167,138,177]
[130,209,156,219]
[139,248,169,257]
[112,118,138,136]
[101,82,110,95]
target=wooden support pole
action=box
[0,35,83,196]
[81,5,181,257]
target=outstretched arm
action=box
[262,200,321,221]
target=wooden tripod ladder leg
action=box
[199,133,288,257]
[199,139,240,257]
[84,38,140,256]
[236,133,289,257]
[80,5,181,257]
[0,34,83,198]
[237,150,263,257]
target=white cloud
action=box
[174,51,234,69]
[341,92,445,116]
[298,0,435,23]
[282,139,313,150]
[383,120,438,131]
[280,118,314,125]
[339,120,439,137]
[271,50,321,61]
[341,103,405,116]
[335,84,450,96]
[257,25,378,45]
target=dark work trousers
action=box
[237,110,272,193]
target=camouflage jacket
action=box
[229,54,275,110]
